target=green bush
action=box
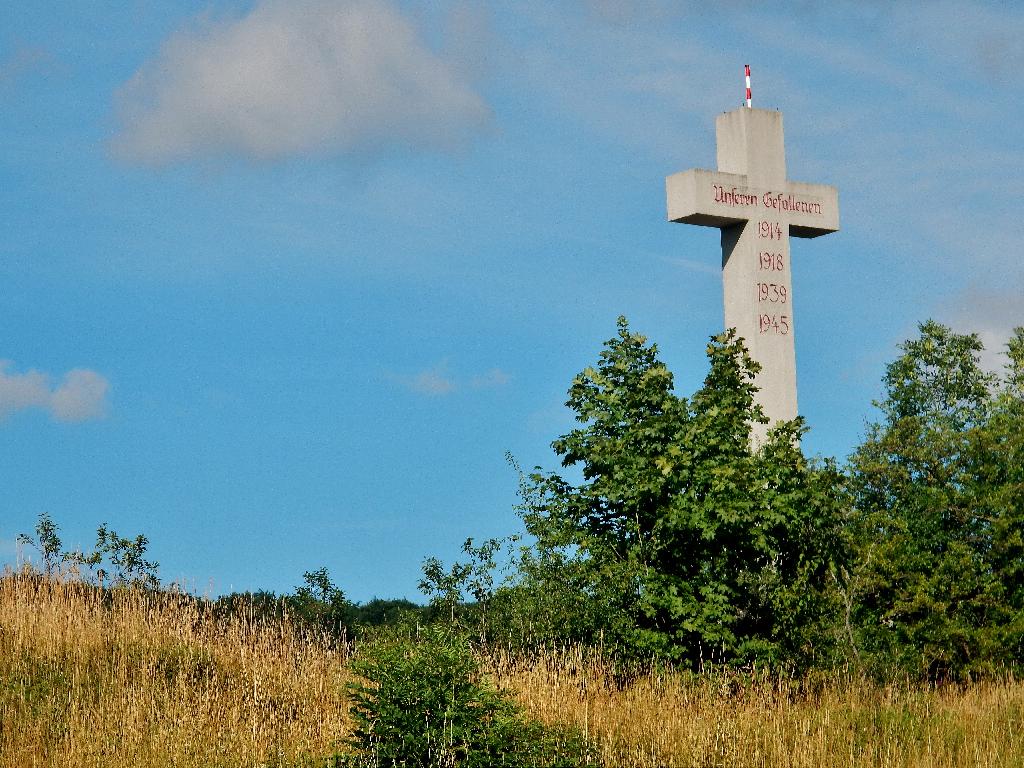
[341,625,595,767]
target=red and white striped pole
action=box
[744,64,751,107]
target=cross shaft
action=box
[666,107,839,438]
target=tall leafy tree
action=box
[848,321,1024,677]
[514,317,847,668]
[962,327,1024,667]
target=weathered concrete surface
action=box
[666,107,839,441]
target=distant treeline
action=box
[211,578,429,638]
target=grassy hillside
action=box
[0,573,350,766]
[495,649,1024,767]
[2,572,1022,767]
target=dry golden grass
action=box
[2,572,1023,767]
[488,647,1024,768]
[0,572,351,767]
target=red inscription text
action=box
[759,314,790,335]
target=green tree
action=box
[91,523,160,589]
[17,515,161,590]
[419,550,474,626]
[514,317,847,668]
[287,567,353,636]
[847,320,1024,677]
[981,328,1024,662]
[419,537,508,642]
[490,471,620,649]
[17,512,65,577]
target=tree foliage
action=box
[279,566,355,638]
[17,513,160,589]
[419,537,507,640]
[91,523,160,589]
[513,317,847,668]
[16,512,65,577]
[848,321,1024,677]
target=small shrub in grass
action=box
[340,625,596,768]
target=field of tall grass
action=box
[2,572,1022,767]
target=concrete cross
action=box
[666,107,839,440]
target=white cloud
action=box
[111,0,491,165]
[0,364,49,414]
[393,363,510,396]
[0,362,110,423]
[942,284,1024,375]
[50,369,111,422]
[407,364,457,396]
[470,368,511,389]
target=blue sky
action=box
[3,1,1022,601]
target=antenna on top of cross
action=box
[744,64,751,108]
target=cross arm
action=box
[666,169,753,228]
[666,170,840,238]
[785,180,839,238]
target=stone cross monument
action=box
[666,106,839,439]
